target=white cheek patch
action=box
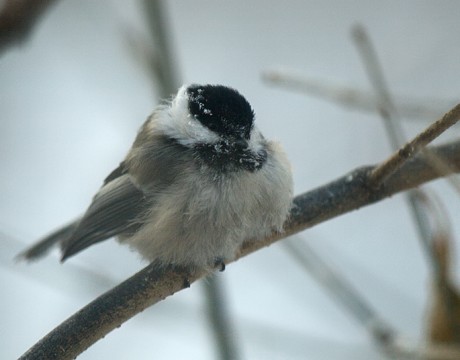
[247,126,266,153]
[157,85,220,147]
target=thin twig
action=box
[283,238,394,346]
[369,103,460,186]
[352,25,460,354]
[420,148,460,194]
[284,236,460,358]
[262,69,450,120]
[352,24,459,274]
[18,138,460,360]
[142,0,180,97]
[203,278,240,360]
[352,25,407,150]
[351,25,460,187]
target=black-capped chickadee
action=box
[20,84,293,271]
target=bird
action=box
[20,84,293,272]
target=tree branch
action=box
[262,68,453,120]
[240,139,460,258]
[18,136,460,360]
[369,104,460,187]
[0,0,58,55]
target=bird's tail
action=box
[17,218,81,261]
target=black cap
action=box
[187,84,254,140]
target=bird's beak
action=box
[233,137,248,149]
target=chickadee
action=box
[21,84,293,271]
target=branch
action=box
[350,24,460,188]
[18,136,460,359]
[262,68,452,120]
[369,104,460,186]
[283,238,394,344]
[0,0,58,55]
[351,25,460,290]
[203,278,241,360]
[142,0,180,97]
[241,139,460,257]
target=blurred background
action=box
[1,1,460,359]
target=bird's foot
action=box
[214,257,226,272]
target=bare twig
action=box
[351,25,460,187]
[240,140,460,259]
[352,23,460,193]
[18,138,460,360]
[351,25,406,150]
[203,278,240,360]
[352,26,460,358]
[285,238,460,359]
[420,148,460,194]
[283,238,394,346]
[124,29,162,88]
[0,0,58,55]
[351,24,460,280]
[369,103,460,187]
[262,69,451,120]
[142,0,180,97]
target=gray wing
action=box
[61,174,148,261]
